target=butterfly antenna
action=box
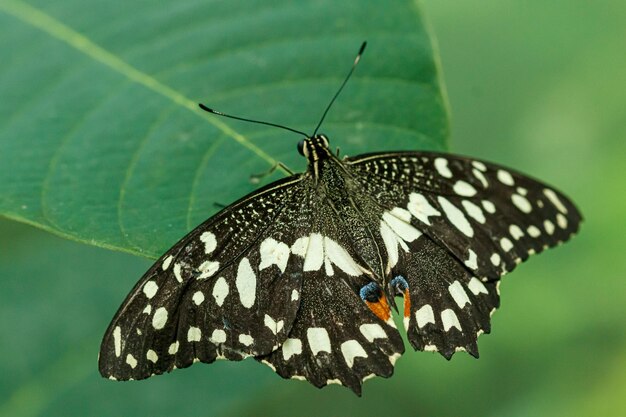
[198,104,309,137]
[312,41,367,137]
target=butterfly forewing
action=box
[99,176,307,380]
[347,152,582,281]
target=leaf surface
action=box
[0,0,448,258]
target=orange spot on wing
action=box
[403,289,411,318]
[366,296,391,322]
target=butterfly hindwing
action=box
[391,235,500,358]
[259,269,404,395]
[257,200,404,395]
[99,176,307,380]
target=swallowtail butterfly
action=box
[99,42,582,395]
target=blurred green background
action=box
[1,1,625,416]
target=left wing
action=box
[257,192,405,396]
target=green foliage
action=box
[2,1,626,417]
[0,0,447,259]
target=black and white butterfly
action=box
[99,43,582,395]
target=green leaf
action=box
[0,0,448,259]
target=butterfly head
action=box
[297,134,332,163]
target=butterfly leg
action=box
[250,162,294,184]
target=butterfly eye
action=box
[297,140,305,156]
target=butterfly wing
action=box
[393,234,500,358]
[99,175,307,380]
[346,151,581,358]
[347,152,582,280]
[257,196,404,395]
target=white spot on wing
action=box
[126,354,137,368]
[291,289,299,301]
[441,309,462,331]
[324,257,334,276]
[168,341,179,354]
[438,197,474,237]
[383,211,422,242]
[408,193,441,225]
[192,291,205,305]
[324,237,363,276]
[143,281,158,299]
[509,225,524,240]
[490,253,501,266]
[152,307,168,330]
[543,188,568,213]
[512,194,532,213]
[415,304,435,328]
[303,233,324,271]
[282,338,302,360]
[341,340,368,368]
[448,280,471,308]
[462,200,486,223]
[212,277,229,306]
[291,236,309,257]
[113,326,121,357]
[197,261,219,279]
[465,249,478,270]
[482,200,496,213]
[556,213,568,229]
[236,257,256,308]
[264,314,284,335]
[359,323,387,342]
[239,334,254,346]
[173,263,183,283]
[468,277,489,295]
[527,225,541,237]
[453,180,477,197]
[259,238,290,273]
[146,349,158,363]
[434,157,453,178]
[210,329,226,344]
[162,255,173,271]
[200,232,217,254]
[307,328,331,355]
[390,207,412,222]
[497,169,515,186]
[472,160,487,171]
[472,168,488,187]
[500,237,514,252]
[544,219,555,235]
[188,327,201,342]
[380,221,400,270]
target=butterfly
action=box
[99,42,582,395]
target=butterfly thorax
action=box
[299,135,388,282]
[298,134,335,180]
